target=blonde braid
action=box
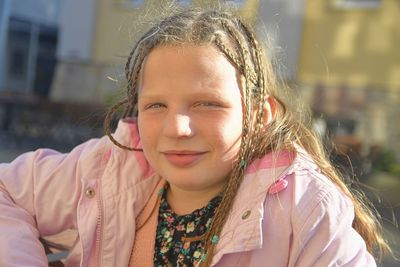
[122,41,142,118]
[124,51,147,117]
[124,25,162,117]
[236,19,268,135]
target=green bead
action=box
[240,159,246,168]
[211,235,219,244]
[157,188,165,196]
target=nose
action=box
[163,112,194,138]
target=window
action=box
[5,18,30,93]
[225,0,246,7]
[126,0,144,7]
[34,25,57,96]
[118,0,145,7]
[8,45,27,81]
[5,17,57,96]
[130,0,144,5]
[177,0,192,6]
[332,0,381,10]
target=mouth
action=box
[161,150,207,167]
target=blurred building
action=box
[257,0,400,156]
[298,0,400,154]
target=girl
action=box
[0,7,390,267]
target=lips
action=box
[162,150,207,167]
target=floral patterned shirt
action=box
[154,188,222,267]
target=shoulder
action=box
[258,150,354,232]
[275,153,376,266]
[290,153,353,231]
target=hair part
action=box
[104,7,391,266]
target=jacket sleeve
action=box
[289,188,377,267]
[0,137,108,266]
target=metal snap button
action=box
[242,210,251,220]
[85,187,96,198]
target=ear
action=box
[262,96,276,125]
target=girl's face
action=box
[137,45,243,195]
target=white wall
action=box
[57,0,97,62]
[257,0,306,81]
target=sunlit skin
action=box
[137,45,244,215]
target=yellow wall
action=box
[297,0,400,89]
[92,0,260,64]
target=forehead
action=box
[139,44,240,95]
[143,45,236,75]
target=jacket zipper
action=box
[95,178,104,267]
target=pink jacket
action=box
[0,119,376,267]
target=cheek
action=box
[211,120,242,158]
[223,114,243,155]
[223,111,243,139]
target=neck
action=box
[166,183,224,216]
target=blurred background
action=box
[0,0,399,265]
